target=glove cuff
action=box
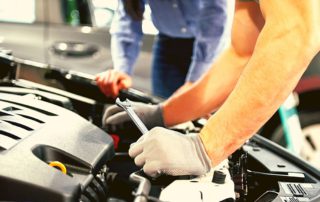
[146,104,165,129]
[190,134,212,174]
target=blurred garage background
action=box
[0,0,157,92]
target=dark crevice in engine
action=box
[0,129,21,140]
[80,168,136,202]
[0,111,13,116]
[82,186,100,202]
[1,106,45,124]
[3,120,34,131]
[15,114,45,123]
[0,99,57,116]
[2,106,21,112]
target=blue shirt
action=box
[110,0,229,82]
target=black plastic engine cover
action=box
[0,92,114,201]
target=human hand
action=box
[95,70,132,98]
[103,101,164,132]
[129,127,212,177]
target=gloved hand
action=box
[95,70,132,98]
[103,101,165,133]
[129,127,212,177]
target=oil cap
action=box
[212,170,226,184]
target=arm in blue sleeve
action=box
[186,0,230,82]
[110,0,145,75]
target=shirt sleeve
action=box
[186,0,229,82]
[110,0,145,75]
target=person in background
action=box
[105,0,320,177]
[95,0,229,98]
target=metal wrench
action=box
[115,98,149,135]
[116,98,158,178]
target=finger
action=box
[108,70,116,85]
[95,74,104,90]
[105,111,131,125]
[134,152,146,167]
[143,161,162,177]
[119,75,132,89]
[136,134,147,143]
[107,71,118,98]
[96,72,108,85]
[96,72,110,96]
[104,105,124,119]
[94,74,100,81]
[112,73,132,97]
[128,141,144,158]
[101,72,112,96]
[111,74,121,98]
[95,71,107,80]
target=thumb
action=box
[118,76,132,89]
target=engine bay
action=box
[0,53,319,202]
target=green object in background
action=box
[66,0,79,26]
[278,93,303,155]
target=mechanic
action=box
[95,0,229,98]
[105,0,320,177]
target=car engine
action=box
[0,53,319,202]
[0,89,114,201]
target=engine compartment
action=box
[0,53,319,202]
[0,90,114,201]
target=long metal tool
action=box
[115,98,149,135]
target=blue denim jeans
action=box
[151,33,195,98]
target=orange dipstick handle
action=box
[49,161,67,174]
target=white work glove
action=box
[103,101,165,132]
[129,127,212,177]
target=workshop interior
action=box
[0,0,319,201]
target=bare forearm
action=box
[162,46,250,126]
[200,22,319,166]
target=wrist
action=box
[113,59,133,75]
[153,104,165,128]
[143,104,166,129]
[199,126,225,167]
[190,133,212,173]
[161,100,183,127]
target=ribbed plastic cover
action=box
[0,92,114,202]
